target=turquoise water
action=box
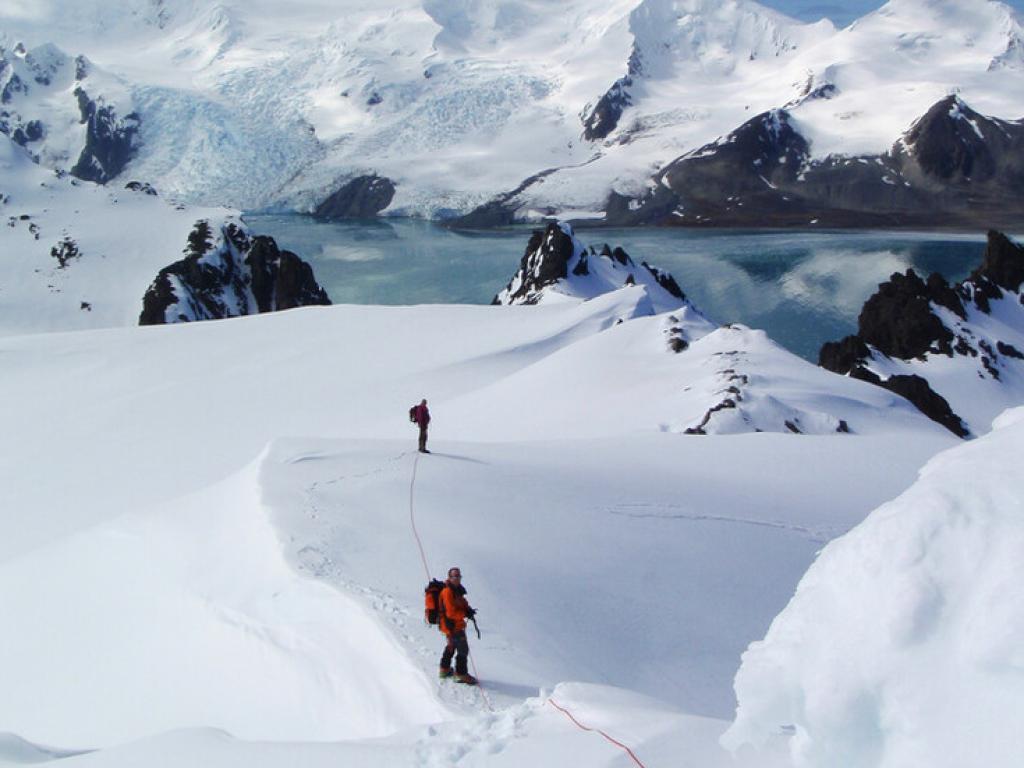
[244,214,990,362]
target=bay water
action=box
[244,214,990,362]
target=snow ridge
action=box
[723,404,1024,767]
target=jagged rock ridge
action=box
[139,220,331,325]
[819,230,1024,437]
[492,221,688,314]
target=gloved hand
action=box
[466,607,477,619]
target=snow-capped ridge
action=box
[492,220,695,315]
[0,40,138,183]
[4,0,1023,219]
[139,219,331,325]
[607,94,1024,229]
[626,0,832,81]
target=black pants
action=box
[418,425,428,452]
[440,630,469,674]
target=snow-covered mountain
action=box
[1,0,1022,221]
[600,95,1024,229]
[819,230,1024,437]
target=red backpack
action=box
[424,579,444,624]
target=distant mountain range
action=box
[2,0,1023,225]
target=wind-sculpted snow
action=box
[0,457,448,747]
[723,405,1024,767]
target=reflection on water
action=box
[244,214,991,362]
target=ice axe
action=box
[470,616,481,639]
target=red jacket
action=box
[413,404,431,428]
[438,581,472,635]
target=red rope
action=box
[547,698,647,768]
[409,452,431,579]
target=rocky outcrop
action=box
[70,88,140,184]
[494,223,574,305]
[582,76,633,141]
[819,230,1024,437]
[313,175,396,220]
[124,181,158,196]
[139,220,331,325]
[444,167,561,229]
[492,221,689,314]
[605,96,1024,230]
[0,44,139,183]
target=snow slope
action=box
[0,282,957,763]
[724,406,1024,767]
[2,0,1022,216]
[0,136,234,335]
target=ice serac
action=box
[139,221,331,325]
[819,230,1024,437]
[723,405,1024,768]
[492,220,688,314]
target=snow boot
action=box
[439,667,453,679]
[455,673,478,685]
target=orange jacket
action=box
[438,582,472,635]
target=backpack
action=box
[409,405,418,424]
[424,578,445,624]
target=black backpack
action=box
[409,405,418,423]
[424,578,444,624]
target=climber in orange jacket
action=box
[438,566,478,685]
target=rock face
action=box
[582,76,633,141]
[139,220,331,325]
[313,175,396,220]
[443,167,561,229]
[605,96,1024,230]
[819,230,1024,437]
[70,88,140,184]
[492,221,688,314]
[0,44,139,184]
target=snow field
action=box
[0,138,233,336]
[0,287,958,765]
[0,457,447,748]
